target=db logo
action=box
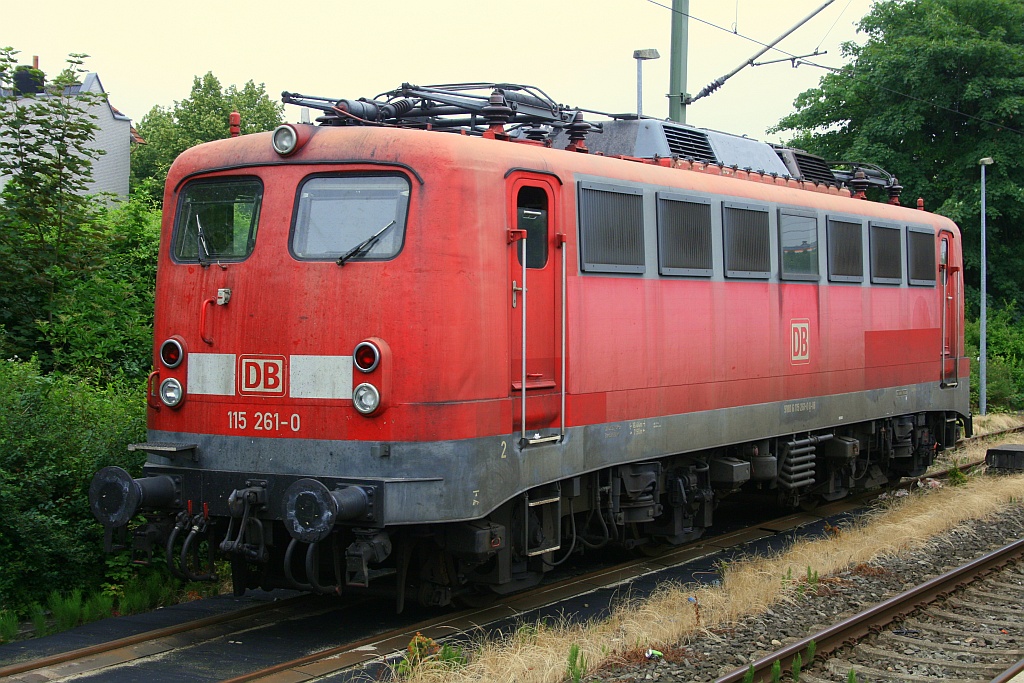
[238,355,287,396]
[791,320,810,364]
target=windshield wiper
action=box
[196,215,211,266]
[337,220,396,266]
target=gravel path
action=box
[587,498,1024,683]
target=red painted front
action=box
[149,127,965,444]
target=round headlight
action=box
[159,378,184,408]
[353,341,380,373]
[352,383,380,415]
[272,125,298,155]
[160,338,184,368]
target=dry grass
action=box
[971,412,1024,437]
[402,473,1024,683]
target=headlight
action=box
[159,378,184,408]
[272,125,298,155]
[352,383,380,415]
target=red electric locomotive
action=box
[90,83,971,608]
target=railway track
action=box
[1,426,1018,683]
[714,538,1024,683]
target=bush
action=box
[0,359,146,614]
[965,301,1024,411]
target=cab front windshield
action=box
[172,178,263,262]
[291,175,410,261]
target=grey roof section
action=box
[565,119,792,178]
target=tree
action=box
[0,48,105,364]
[130,72,283,197]
[772,0,1024,309]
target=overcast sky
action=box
[10,0,870,142]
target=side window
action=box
[291,174,410,261]
[827,217,863,282]
[172,177,263,263]
[778,208,819,281]
[657,193,712,276]
[516,186,548,269]
[907,226,936,286]
[870,221,902,284]
[723,202,770,279]
[578,181,645,274]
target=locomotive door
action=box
[507,174,563,446]
[939,230,961,387]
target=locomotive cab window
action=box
[291,175,410,261]
[778,208,819,281]
[516,186,548,269]
[826,217,863,283]
[657,192,712,277]
[578,181,645,274]
[723,201,770,279]
[907,226,936,286]
[172,177,263,263]
[869,221,902,285]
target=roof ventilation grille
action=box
[663,125,717,162]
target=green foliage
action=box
[83,592,113,623]
[773,0,1024,308]
[965,301,1024,411]
[847,667,858,683]
[771,659,782,683]
[742,664,756,683]
[0,610,18,642]
[29,603,47,636]
[38,196,161,381]
[792,653,803,682]
[947,465,969,486]
[0,48,105,366]
[567,643,588,683]
[48,589,84,631]
[0,359,146,614]
[393,632,467,678]
[131,72,283,197]
[806,640,817,664]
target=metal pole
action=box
[980,158,992,415]
[668,0,689,122]
[636,57,643,117]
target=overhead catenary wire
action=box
[640,0,1024,138]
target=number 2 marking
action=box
[500,441,507,459]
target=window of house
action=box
[656,193,713,276]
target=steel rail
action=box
[0,593,314,679]
[713,537,1024,683]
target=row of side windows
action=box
[577,181,936,287]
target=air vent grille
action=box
[663,125,717,162]
[792,152,836,185]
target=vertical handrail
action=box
[560,234,566,441]
[520,236,528,445]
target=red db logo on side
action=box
[791,320,810,364]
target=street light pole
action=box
[633,49,660,118]
[979,156,993,415]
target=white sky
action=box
[10,0,870,143]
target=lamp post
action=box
[979,156,993,415]
[633,49,660,118]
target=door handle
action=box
[512,280,524,308]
